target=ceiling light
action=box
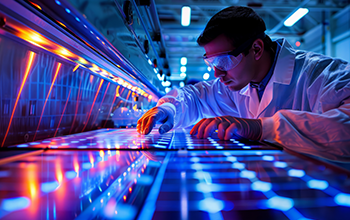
[284,8,309,27]
[207,67,212,72]
[180,72,187,78]
[179,82,185,87]
[203,73,210,80]
[180,66,187,72]
[181,57,187,65]
[181,6,191,27]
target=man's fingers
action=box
[190,118,206,135]
[159,115,174,134]
[224,123,239,140]
[137,107,166,134]
[218,121,230,140]
[203,119,220,138]
[197,118,214,139]
[143,115,157,135]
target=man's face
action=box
[204,34,256,91]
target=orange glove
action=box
[137,103,175,135]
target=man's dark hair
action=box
[197,6,274,54]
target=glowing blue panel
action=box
[334,193,350,207]
[55,0,61,5]
[262,155,274,161]
[239,170,256,179]
[307,179,329,190]
[1,197,30,212]
[190,157,200,163]
[75,17,80,22]
[65,8,71,13]
[65,171,77,179]
[251,181,272,192]
[232,162,245,169]
[29,142,40,145]
[41,181,59,193]
[78,146,87,148]
[266,196,294,211]
[17,144,28,147]
[274,161,288,168]
[226,156,237,162]
[288,169,305,177]
[198,198,224,213]
[82,162,92,170]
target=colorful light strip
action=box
[1,51,36,147]
[9,23,156,101]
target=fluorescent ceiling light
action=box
[181,57,188,65]
[180,66,187,73]
[203,73,210,80]
[181,6,191,27]
[284,8,309,27]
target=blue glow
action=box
[216,146,224,149]
[232,162,245,169]
[284,8,309,27]
[75,17,80,22]
[334,193,350,207]
[55,0,61,5]
[288,169,305,177]
[90,31,94,35]
[226,156,237,162]
[266,196,294,211]
[181,6,191,27]
[307,179,329,190]
[262,155,274,161]
[29,142,40,145]
[71,141,79,143]
[190,157,200,163]
[65,8,71,13]
[198,198,224,213]
[137,175,154,185]
[242,146,251,149]
[65,171,77,179]
[239,170,256,179]
[82,162,92,170]
[251,181,272,192]
[17,144,28,147]
[42,141,51,143]
[1,197,30,212]
[61,143,69,146]
[78,146,87,148]
[274,161,288,168]
[41,181,59,193]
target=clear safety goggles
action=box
[203,32,266,72]
[204,53,243,71]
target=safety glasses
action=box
[203,32,266,71]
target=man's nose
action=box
[214,68,226,78]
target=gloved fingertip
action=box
[159,125,169,134]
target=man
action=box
[137,6,350,161]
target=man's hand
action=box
[190,116,262,141]
[137,103,175,135]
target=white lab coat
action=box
[157,38,350,161]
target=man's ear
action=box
[252,39,264,60]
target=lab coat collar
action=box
[239,38,296,117]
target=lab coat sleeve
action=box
[157,79,240,129]
[261,63,350,161]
